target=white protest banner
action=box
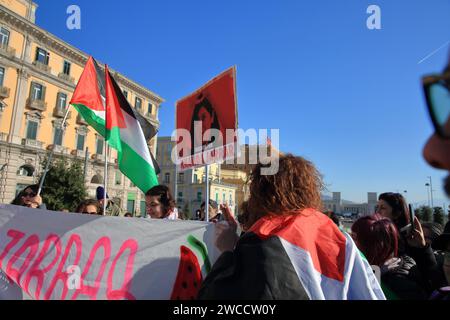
[0,205,219,300]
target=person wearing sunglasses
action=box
[10,184,46,209]
[422,55,450,299]
[423,56,450,197]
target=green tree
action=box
[433,207,445,227]
[182,202,191,220]
[39,156,88,212]
[414,208,423,222]
[421,206,433,222]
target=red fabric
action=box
[70,57,104,111]
[249,209,347,282]
[105,66,126,130]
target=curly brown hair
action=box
[245,154,323,229]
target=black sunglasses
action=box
[422,69,450,139]
[22,192,37,198]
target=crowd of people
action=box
[4,57,449,300]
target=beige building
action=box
[156,137,237,218]
[0,0,164,215]
[322,192,378,217]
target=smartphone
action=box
[409,204,415,233]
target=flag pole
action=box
[205,164,210,223]
[103,143,108,216]
[37,105,72,196]
[103,64,109,216]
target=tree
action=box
[182,203,191,220]
[421,206,433,223]
[433,207,445,227]
[39,156,88,212]
[414,208,423,222]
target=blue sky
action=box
[35,0,450,205]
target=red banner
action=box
[176,67,238,170]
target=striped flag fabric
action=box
[249,209,386,300]
[199,209,386,300]
[70,57,159,193]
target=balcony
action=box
[58,73,75,84]
[0,43,16,58]
[26,98,47,111]
[91,154,105,162]
[47,144,68,154]
[53,107,72,119]
[0,86,10,99]
[22,139,44,149]
[76,114,88,125]
[32,61,51,73]
[71,149,85,158]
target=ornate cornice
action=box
[0,4,165,105]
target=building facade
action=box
[322,192,378,217]
[0,0,164,215]
[156,137,237,218]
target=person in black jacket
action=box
[376,192,441,292]
[198,154,385,300]
[352,214,429,300]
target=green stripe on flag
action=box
[72,104,106,137]
[108,127,158,193]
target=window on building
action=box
[197,189,202,201]
[148,103,153,115]
[15,184,29,196]
[164,173,170,184]
[53,127,63,146]
[76,133,85,151]
[123,90,128,99]
[178,173,184,184]
[223,193,226,204]
[127,200,135,214]
[17,165,34,177]
[30,82,45,100]
[56,93,67,110]
[96,136,104,155]
[140,201,146,218]
[135,97,142,110]
[0,27,10,46]
[115,171,122,186]
[35,48,49,65]
[178,192,183,203]
[215,193,219,203]
[194,174,198,184]
[91,174,103,184]
[229,193,233,206]
[0,67,4,86]
[63,61,71,75]
[26,121,38,140]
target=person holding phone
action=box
[376,192,441,292]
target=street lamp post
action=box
[428,177,434,208]
[425,183,431,207]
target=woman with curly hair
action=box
[198,154,385,300]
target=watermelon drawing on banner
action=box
[187,235,211,273]
[170,245,203,300]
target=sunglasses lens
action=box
[428,80,450,137]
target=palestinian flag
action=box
[199,209,386,300]
[70,57,106,136]
[70,57,159,192]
